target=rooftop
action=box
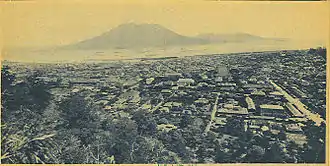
[269,91,284,96]
[260,104,284,110]
[285,103,304,117]
[177,78,195,83]
[218,106,249,115]
[285,124,303,132]
[157,124,177,132]
[245,96,256,109]
[248,115,276,120]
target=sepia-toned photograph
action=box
[0,1,328,164]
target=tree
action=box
[179,114,192,128]
[250,133,270,149]
[1,65,15,92]
[285,141,299,163]
[214,146,232,163]
[183,119,204,149]
[278,130,287,141]
[224,116,245,136]
[196,145,207,163]
[55,134,87,163]
[315,47,326,59]
[55,93,118,164]
[157,149,181,164]
[308,47,326,60]
[26,73,52,111]
[1,66,56,164]
[300,121,326,163]
[129,136,166,163]
[104,117,139,163]
[2,71,51,126]
[157,129,189,162]
[58,94,101,145]
[131,110,157,136]
[159,118,169,124]
[263,141,286,163]
[244,145,265,162]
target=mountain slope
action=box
[66,23,208,49]
[196,33,282,43]
[63,23,287,50]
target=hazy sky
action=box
[1,0,329,48]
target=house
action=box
[285,103,304,118]
[285,123,303,133]
[157,124,177,132]
[260,104,287,118]
[245,96,256,111]
[177,78,195,87]
[217,105,249,117]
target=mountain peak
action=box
[115,23,161,28]
[63,23,283,50]
[67,23,207,49]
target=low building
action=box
[269,91,284,97]
[161,89,172,95]
[245,96,256,111]
[195,98,209,106]
[285,123,303,133]
[215,77,223,82]
[217,105,249,117]
[212,117,227,131]
[159,107,170,113]
[157,124,177,132]
[165,73,182,81]
[251,90,266,96]
[260,104,287,118]
[291,87,307,99]
[248,115,276,121]
[146,77,155,84]
[177,78,195,87]
[69,80,98,86]
[285,103,304,118]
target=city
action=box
[1,47,326,164]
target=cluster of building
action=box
[4,48,326,151]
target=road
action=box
[269,80,325,126]
[204,94,220,135]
